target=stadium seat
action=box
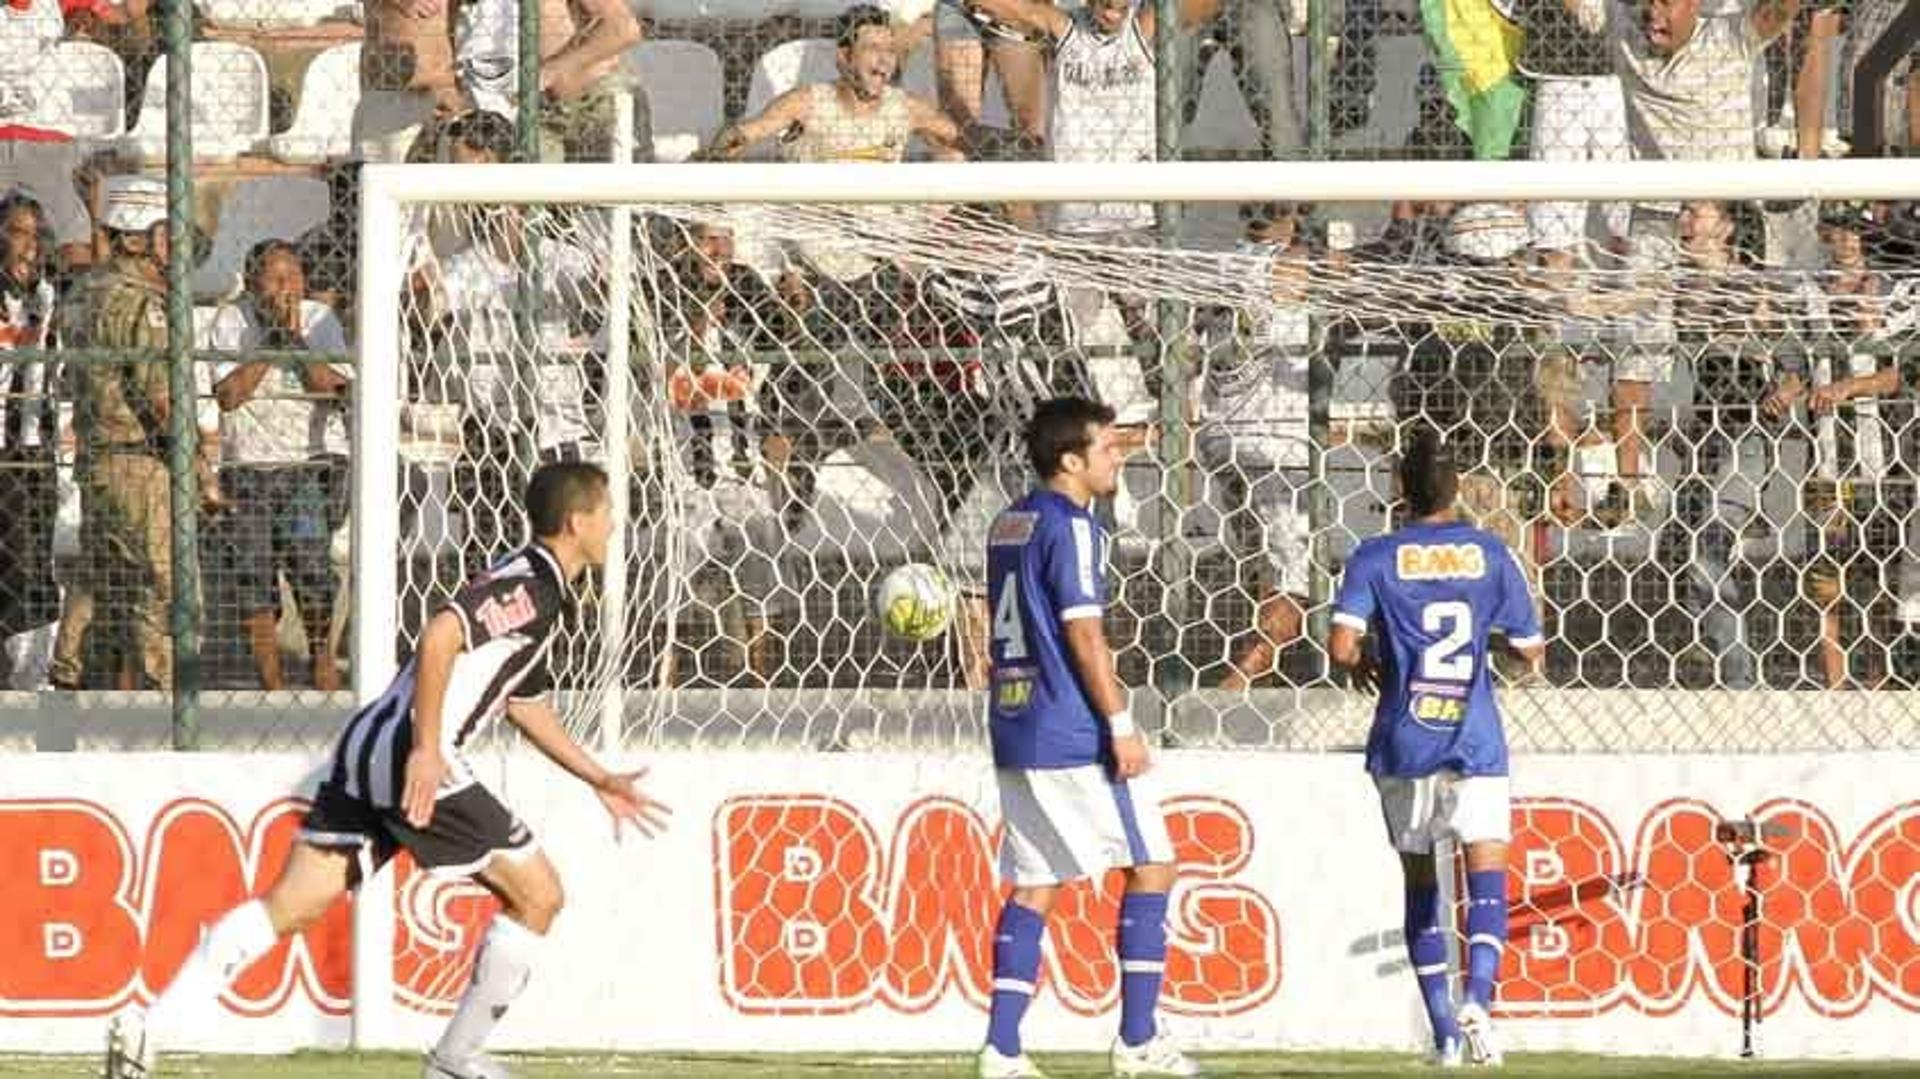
[632,0,780,18]
[267,43,362,164]
[196,0,355,29]
[191,176,330,299]
[622,40,723,163]
[121,43,272,162]
[1183,48,1261,154]
[1331,34,1425,155]
[744,39,837,120]
[32,41,126,143]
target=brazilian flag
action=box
[1420,0,1528,160]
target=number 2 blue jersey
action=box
[1332,520,1543,778]
[985,489,1109,769]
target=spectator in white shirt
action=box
[207,240,352,692]
[1563,0,1801,521]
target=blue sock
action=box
[1464,869,1507,1009]
[1117,891,1170,1048]
[1405,884,1460,1050]
[986,901,1046,1057]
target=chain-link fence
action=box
[0,0,1916,751]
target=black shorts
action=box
[299,781,536,887]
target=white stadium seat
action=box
[1332,35,1426,155]
[268,43,362,164]
[191,176,330,299]
[121,43,272,162]
[196,0,355,29]
[744,38,838,119]
[33,41,126,142]
[1183,48,1262,154]
[622,40,724,163]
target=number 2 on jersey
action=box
[993,574,1028,660]
[1420,600,1473,680]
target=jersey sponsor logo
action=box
[992,666,1036,713]
[1397,543,1487,581]
[715,794,1280,1016]
[1412,694,1466,725]
[988,511,1037,547]
[473,585,538,638]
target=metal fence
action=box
[0,0,1916,750]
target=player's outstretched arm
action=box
[506,699,672,840]
[402,610,465,828]
[1062,619,1151,779]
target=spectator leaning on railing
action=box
[207,239,352,694]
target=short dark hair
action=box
[836,3,890,48]
[1025,396,1116,479]
[526,461,610,537]
[1399,427,1458,519]
[244,238,303,288]
[445,110,517,163]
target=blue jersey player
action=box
[976,397,1198,1079]
[1327,429,1544,1068]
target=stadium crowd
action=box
[0,0,1917,695]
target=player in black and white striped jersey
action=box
[106,462,671,1079]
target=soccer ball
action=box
[875,563,956,642]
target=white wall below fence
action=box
[1,750,1916,1061]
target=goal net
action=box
[361,162,1920,756]
[347,161,1920,1055]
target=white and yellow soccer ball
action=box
[875,562,956,642]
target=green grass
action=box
[4,1051,1913,1078]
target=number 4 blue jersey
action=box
[985,489,1108,770]
[1333,520,1543,779]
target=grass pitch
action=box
[3,1051,1910,1077]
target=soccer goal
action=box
[345,159,1920,1058]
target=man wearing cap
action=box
[49,174,175,691]
[1,0,94,269]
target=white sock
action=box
[148,899,279,1032]
[434,916,541,1064]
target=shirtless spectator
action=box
[703,4,966,530]
[357,0,645,165]
[452,0,647,162]
[354,0,464,164]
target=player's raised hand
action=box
[402,747,447,828]
[1111,731,1152,780]
[594,768,673,840]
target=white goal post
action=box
[346,158,1920,1050]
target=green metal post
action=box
[517,0,542,162]
[1304,0,1334,662]
[1154,0,1194,720]
[511,0,545,529]
[1307,0,1332,158]
[165,0,200,749]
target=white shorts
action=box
[997,764,1175,886]
[1374,772,1511,855]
